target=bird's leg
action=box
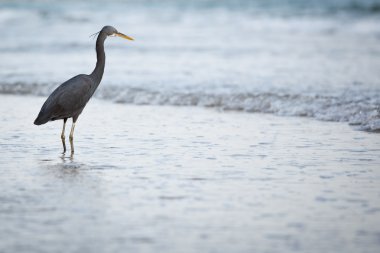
[61,119,67,154]
[69,121,76,155]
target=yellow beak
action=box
[115,32,134,41]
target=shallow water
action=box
[1,94,380,252]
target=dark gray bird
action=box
[34,25,133,155]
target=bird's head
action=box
[100,25,134,40]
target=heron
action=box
[34,25,133,155]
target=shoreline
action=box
[1,91,379,133]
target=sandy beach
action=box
[1,94,379,253]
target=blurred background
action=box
[0,0,379,130]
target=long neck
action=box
[90,32,107,85]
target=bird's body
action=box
[34,26,133,155]
[34,74,94,124]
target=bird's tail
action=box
[34,113,50,125]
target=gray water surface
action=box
[1,95,380,253]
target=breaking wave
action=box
[1,82,379,132]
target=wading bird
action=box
[34,26,133,155]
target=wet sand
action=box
[0,94,380,253]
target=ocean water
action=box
[0,0,380,130]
